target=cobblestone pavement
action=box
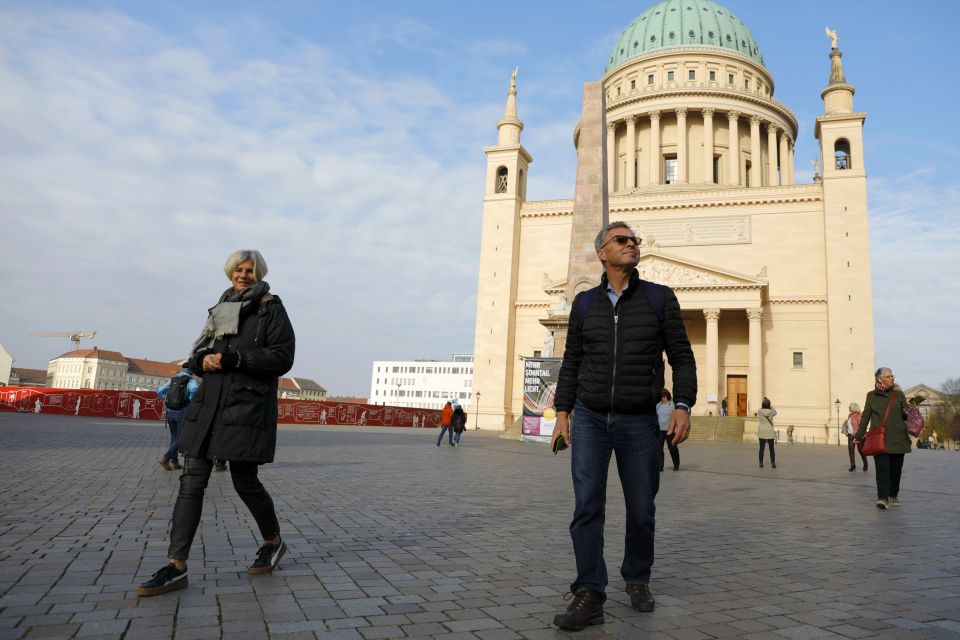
[1,412,959,640]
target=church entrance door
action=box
[726,375,748,416]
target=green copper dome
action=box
[606,0,764,73]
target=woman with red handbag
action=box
[843,402,867,473]
[854,367,910,509]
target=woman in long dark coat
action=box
[854,367,910,510]
[138,249,295,596]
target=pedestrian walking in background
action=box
[550,222,697,631]
[451,401,467,447]
[844,402,867,472]
[436,401,454,447]
[854,367,910,510]
[757,397,777,468]
[721,396,727,416]
[656,390,680,471]
[137,249,295,597]
[156,363,198,471]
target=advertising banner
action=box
[521,358,562,443]
[0,387,440,428]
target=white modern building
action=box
[369,354,474,410]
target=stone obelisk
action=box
[548,81,607,356]
[565,81,608,302]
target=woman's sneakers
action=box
[137,563,187,597]
[876,499,888,510]
[249,537,287,574]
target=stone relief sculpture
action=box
[637,262,730,286]
[811,158,820,175]
[557,293,569,313]
[732,218,746,240]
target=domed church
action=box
[471,0,874,443]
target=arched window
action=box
[495,166,508,193]
[834,139,851,170]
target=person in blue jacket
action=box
[156,363,199,471]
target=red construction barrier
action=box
[0,387,440,428]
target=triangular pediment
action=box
[635,250,767,289]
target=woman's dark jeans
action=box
[168,457,280,561]
[874,453,905,500]
[759,438,775,464]
[569,400,659,595]
[657,430,680,470]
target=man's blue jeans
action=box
[164,411,184,463]
[569,399,660,596]
[436,426,453,445]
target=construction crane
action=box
[31,331,97,350]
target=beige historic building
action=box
[471,0,874,442]
[46,348,179,390]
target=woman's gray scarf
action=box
[190,281,270,359]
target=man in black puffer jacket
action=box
[552,222,697,631]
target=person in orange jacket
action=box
[436,401,454,447]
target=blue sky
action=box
[1,0,957,395]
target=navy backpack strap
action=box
[574,288,598,327]
[641,280,665,323]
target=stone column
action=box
[786,137,795,185]
[766,123,779,186]
[727,111,740,186]
[704,308,720,414]
[607,121,617,192]
[648,110,661,185]
[702,108,714,183]
[626,115,637,190]
[779,131,790,187]
[747,308,763,414]
[676,107,688,184]
[749,115,761,187]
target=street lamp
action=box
[835,398,841,446]
[474,390,481,430]
[395,381,402,408]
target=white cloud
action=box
[0,6,484,393]
[867,170,960,388]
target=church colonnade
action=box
[606,107,794,191]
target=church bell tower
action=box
[471,69,533,429]
[815,29,876,420]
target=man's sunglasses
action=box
[599,235,640,250]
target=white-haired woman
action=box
[138,250,295,596]
[843,402,867,472]
[854,367,910,510]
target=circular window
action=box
[634,41,639,48]
[669,31,675,39]
[650,35,656,42]
[708,31,714,38]
[725,34,732,42]
[620,48,624,54]
[688,30,695,38]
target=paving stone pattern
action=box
[1,413,959,639]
